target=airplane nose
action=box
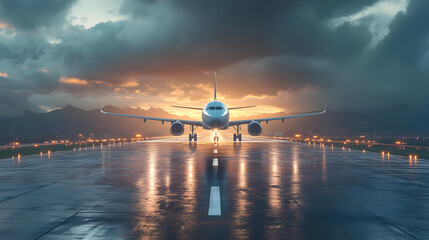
[211,117,225,127]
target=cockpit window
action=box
[207,106,223,110]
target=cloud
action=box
[3,0,429,117]
[0,0,77,31]
[329,0,410,48]
[58,77,89,85]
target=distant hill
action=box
[0,105,428,144]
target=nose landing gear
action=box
[232,125,242,142]
[189,125,198,142]
[214,130,219,141]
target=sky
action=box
[0,0,428,118]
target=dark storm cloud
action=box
[1,0,428,116]
[52,0,376,90]
[329,0,429,109]
[0,0,76,30]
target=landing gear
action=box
[233,126,242,142]
[214,130,219,141]
[233,134,242,141]
[189,125,198,142]
[189,133,197,141]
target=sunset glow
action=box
[58,77,89,85]
[0,21,8,29]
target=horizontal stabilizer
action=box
[171,106,204,110]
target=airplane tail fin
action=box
[214,72,217,101]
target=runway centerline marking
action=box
[214,149,218,153]
[208,186,221,216]
[213,158,218,166]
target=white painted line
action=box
[208,186,221,216]
[214,149,218,154]
[213,158,218,166]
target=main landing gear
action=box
[232,125,242,142]
[189,125,198,142]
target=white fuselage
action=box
[202,101,229,129]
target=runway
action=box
[0,135,428,239]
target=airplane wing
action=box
[228,106,256,110]
[171,106,204,110]
[100,108,203,126]
[229,105,326,126]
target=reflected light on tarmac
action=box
[269,148,281,213]
[290,145,301,208]
[2,137,429,239]
[322,147,327,183]
[132,146,158,235]
[233,141,249,238]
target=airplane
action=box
[100,72,326,141]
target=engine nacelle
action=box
[248,121,262,136]
[170,121,184,136]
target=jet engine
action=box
[248,121,262,136]
[170,121,184,136]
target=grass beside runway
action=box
[299,140,429,160]
[0,141,130,159]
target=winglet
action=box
[100,105,106,114]
[214,72,217,101]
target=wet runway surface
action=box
[0,137,428,239]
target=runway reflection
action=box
[27,138,426,239]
